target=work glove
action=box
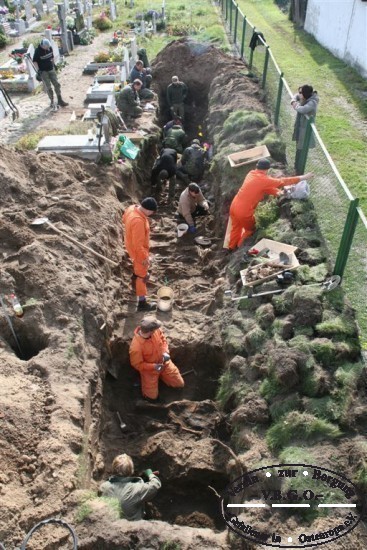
[162,352,170,363]
[143,468,153,478]
[188,225,196,234]
[154,364,163,372]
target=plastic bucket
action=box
[177,223,189,237]
[157,286,174,312]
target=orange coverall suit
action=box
[228,170,301,249]
[122,205,150,297]
[129,327,185,399]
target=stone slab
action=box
[37,134,106,160]
[86,83,115,102]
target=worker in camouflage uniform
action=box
[129,60,154,100]
[116,79,143,121]
[163,123,187,154]
[177,139,206,182]
[166,76,187,119]
[100,453,161,520]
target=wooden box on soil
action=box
[228,144,270,168]
[240,238,299,287]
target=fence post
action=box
[240,16,247,59]
[225,0,228,21]
[234,4,239,45]
[274,72,284,126]
[295,115,314,175]
[333,199,360,278]
[261,46,270,89]
[229,0,233,33]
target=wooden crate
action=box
[228,144,270,168]
[240,238,299,287]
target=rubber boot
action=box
[48,90,54,108]
[57,95,69,107]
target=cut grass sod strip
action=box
[235,0,367,210]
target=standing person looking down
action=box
[122,197,158,311]
[178,183,209,233]
[32,39,68,109]
[129,60,154,100]
[129,317,185,402]
[99,453,161,520]
[177,139,206,182]
[166,76,188,119]
[291,84,319,174]
[116,79,143,122]
[227,158,314,250]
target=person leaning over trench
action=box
[99,453,161,520]
[226,158,314,251]
[129,316,184,402]
[122,197,158,312]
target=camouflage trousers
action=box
[40,69,61,101]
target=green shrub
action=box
[94,50,110,63]
[93,14,113,31]
[266,411,341,451]
[0,32,7,48]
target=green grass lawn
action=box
[235,0,367,212]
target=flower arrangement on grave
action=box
[109,46,124,62]
[92,12,113,31]
[66,15,75,31]
[80,30,94,46]
[0,6,9,16]
[96,66,118,76]
[94,51,110,63]
[0,70,15,80]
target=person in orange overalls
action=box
[122,197,158,312]
[227,158,314,250]
[129,317,185,402]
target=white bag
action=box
[290,180,310,200]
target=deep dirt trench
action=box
[2,39,366,550]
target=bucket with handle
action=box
[177,223,188,237]
[157,286,174,312]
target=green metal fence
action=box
[220,0,367,339]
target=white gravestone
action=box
[44,28,60,64]
[24,0,33,22]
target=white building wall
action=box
[305,0,367,78]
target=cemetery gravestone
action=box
[57,3,70,55]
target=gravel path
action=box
[0,30,112,145]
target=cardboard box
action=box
[228,144,270,168]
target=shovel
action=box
[31,217,119,267]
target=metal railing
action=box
[220,0,367,339]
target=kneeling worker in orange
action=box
[228,158,313,250]
[123,197,158,312]
[129,317,184,402]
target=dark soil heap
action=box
[0,40,366,550]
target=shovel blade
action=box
[31,217,49,225]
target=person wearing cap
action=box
[162,122,187,154]
[32,38,68,109]
[291,85,319,174]
[226,158,314,250]
[122,198,158,311]
[177,139,206,182]
[116,80,143,122]
[163,115,183,137]
[99,453,161,520]
[166,76,188,119]
[129,317,184,401]
[177,183,209,233]
[151,148,178,197]
[129,60,154,100]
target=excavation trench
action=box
[99,340,229,530]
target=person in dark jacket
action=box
[151,148,178,197]
[116,79,143,121]
[166,76,187,118]
[291,84,319,174]
[163,115,183,137]
[177,139,206,182]
[129,60,154,100]
[33,38,68,109]
[100,453,161,521]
